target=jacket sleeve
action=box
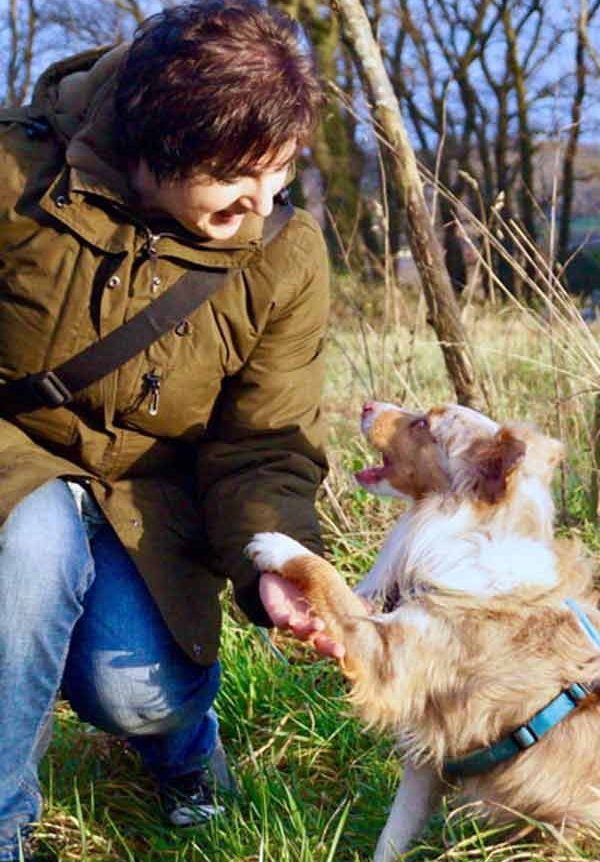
[195,219,330,626]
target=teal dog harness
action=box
[444,599,600,779]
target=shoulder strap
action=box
[0,201,294,414]
[0,107,53,140]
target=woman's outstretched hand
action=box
[259,571,346,660]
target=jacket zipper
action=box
[141,232,162,416]
[144,371,161,416]
[145,229,161,293]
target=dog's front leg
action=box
[246,532,385,681]
[374,760,443,862]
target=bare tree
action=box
[386,0,501,292]
[4,0,39,106]
[331,0,486,409]
[501,0,539,246]
[35,0,160,53]
[558,0,600,263]
[276,0,368,264]
[382,0,567,297]
[1,0,165,105]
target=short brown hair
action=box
[114,0,323,182]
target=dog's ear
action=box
[540,436,564,468]
[464,428,526,504]
[505,424,564,481]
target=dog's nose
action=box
[362,401,376,417]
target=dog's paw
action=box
[246,532,312,573]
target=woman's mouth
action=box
[212,208,244,225]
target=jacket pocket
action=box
[15,406,78,449]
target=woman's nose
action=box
[241,179,274,218]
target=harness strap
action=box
[564,597,600,648]
[444,682,591,778]
[443,599,600,779]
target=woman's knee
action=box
[65,654,221,738]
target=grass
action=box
[33,291,600,861]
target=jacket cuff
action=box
[234,578,274,628]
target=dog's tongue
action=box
[355,466,381,486]
[355,457,390,487]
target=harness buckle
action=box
[565,682,593,704]
[511,724,538,750]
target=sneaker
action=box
[160,765,225,827]
[4,831,36,861]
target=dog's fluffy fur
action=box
[247,402,600,861]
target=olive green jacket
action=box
[0,46,329,665]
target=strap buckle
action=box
[24,117,51,140]
[26,371,73,407]
[511,724,538,750]
[565,682,593,704]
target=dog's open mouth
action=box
[355,453,391,487]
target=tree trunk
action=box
[558,0,588,264]
[331,0,485,409]
[7,0,38,107]
[503,5,537,246]
[287,0,362,264]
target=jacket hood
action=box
[31,45,130,196]
[30,45,265,248]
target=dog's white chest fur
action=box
[356,502,558,602]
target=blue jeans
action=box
[0,480,220,861]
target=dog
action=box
[247,401,600,861]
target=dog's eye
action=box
[410,417,430,432]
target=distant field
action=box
[568,216,600,247]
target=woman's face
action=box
[131,142,295,240]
